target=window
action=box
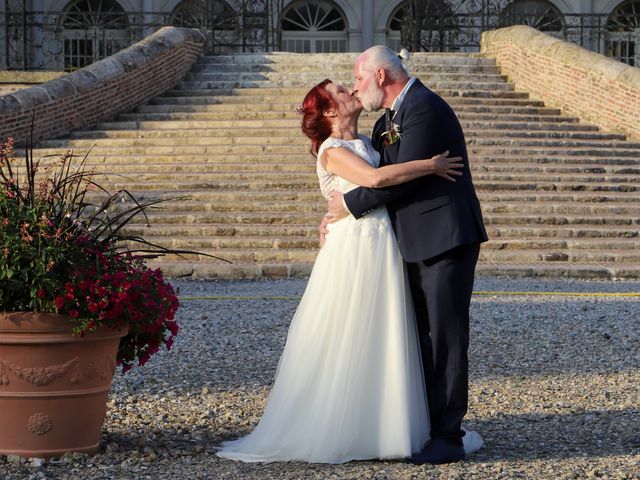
[281,1,348,53]
[61,0,129,71]
[498,0,564,31]
[169,0,237,30]
[606,0,640,65]
[387,0,458,52]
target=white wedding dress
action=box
[216,135,482,463]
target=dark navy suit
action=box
[344,79,488,444]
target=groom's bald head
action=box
[356,46,410,83]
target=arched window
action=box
[606,0,640,65]
[169,0,237,30]
[498,0,564,31]
[281,0,348,53]
[61,0,130,71]
[386,0,458,52]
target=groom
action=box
[325,46,488,464]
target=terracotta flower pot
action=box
[0,312,128,458]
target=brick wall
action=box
[481,25,640,141]
[0,27,206,145]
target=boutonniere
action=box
[382,109,401,145]
[382,123,401,145]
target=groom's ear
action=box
[375,67,387,86]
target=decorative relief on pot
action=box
[0,357,79,386]
[27,413,52,435]
[12,359,78,386]
[69,356,117,385]
[0,355,117,386]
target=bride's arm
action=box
[322,146,463,188]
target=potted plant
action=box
[0,134,191,458]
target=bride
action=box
[216,79,482,464]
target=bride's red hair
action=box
[299,79,334,156]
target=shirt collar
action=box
[391,77,416,113]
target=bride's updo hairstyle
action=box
[299,79,335,157]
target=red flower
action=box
[167,322,179,337]
[36,288,46,299]
[54,296,65,309]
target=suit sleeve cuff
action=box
[342,197,351,215]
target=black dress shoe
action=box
[406,438,465,465]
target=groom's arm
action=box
[344,107,445,219]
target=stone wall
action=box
[0,27,206,145]
[481,25,640,141]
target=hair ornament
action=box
[398,48,411,62]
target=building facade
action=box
[1,0,639,70]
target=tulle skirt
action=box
[216,209,430,463]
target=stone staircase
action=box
[25,52,640,279]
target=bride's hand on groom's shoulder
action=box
[430,151,464,182]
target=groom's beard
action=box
[359,81,384,112]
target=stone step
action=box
[190,62,501,74]
[197,52,493,65]
[113,114,595,133]
[75,125,628,145]
[51,169,640,186]
[30,138,640,157]
[135,103,566,119]
[125,235,640,251]
[53,169,640,188]
[475,263,640,280]
[122,222,637,239]
[484,213,640,226]
[133,246,640,264]
[485,224,638,238]
[150,95,546,107]
[475,164,640,175]
[20,160,638,177]
[125,210,640,227]
[110,198,640,216]
[162,87,528,99]
[479,249,640,263]
[477,191,639,203]
[183,72,508,84]
[142,260,639,280]
[112,189,638,205]
[174,80,517,91]
[61,125,633,147]
[467,138,640,149]
[139,102,563,117]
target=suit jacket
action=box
[344,79,488,263]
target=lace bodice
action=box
[316,135,380,199]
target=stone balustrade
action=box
[0,27,206,145]
[481,25,640,141]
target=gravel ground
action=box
[1,277,639,479]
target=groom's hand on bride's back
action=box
[328,192,348,219]
[318,191,349,246]
[319,213,331,246]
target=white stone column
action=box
[361,0,373,49]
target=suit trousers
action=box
[406,242,480,445]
